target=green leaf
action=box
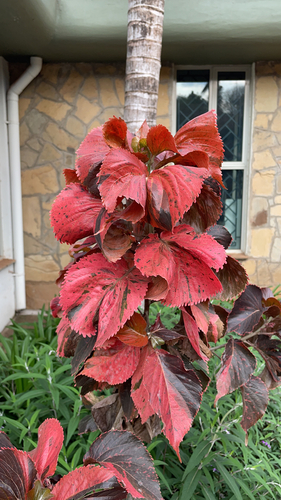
[180,469,202,500]
[155,466,173,494]
[201,485,217,500]
[215,462,242,500]
[235,478,256,500]
[182,441,210,480]
[66,415,80,446]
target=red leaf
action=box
[215,338,256,405]
[76,127,110,193]
[147,164,208,230]
[50,296,62,318]
[50,183,102,244]
[0,448,36,499]
[81,338,141,384]
[103,116,128,148]
[227,284,264,334]
[134,227,224,307]
[63,168,80,185]
[116,312,148,347]
[174,110,224,186]
[60,253,148,344]
[181,307,208,361]
[84,430,163,500]
[136,120,150,140]
[190,302,210,335]
[132,347,202,458]
[146,124,178,156]
[98,148,147,215]
[207,224,232,249]
[131,346,155,423]
[240,376,268,435]
[28,419,64,481]
[51,464,116,500]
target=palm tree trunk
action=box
[124,0,165,133]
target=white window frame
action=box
[172,64,254,254]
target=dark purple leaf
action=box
[119,379,134,421]
[261,287,274,301]
[0,448,36,500]
[215,256,248,301]
[182,358,210,392]
[78,415,98,435]
[75,375,99,396]
[182,183,222,233]
[240,376,268,434]
[227,285,265,334]
[206,225,232,249]
[0,432,14,449]
[72,335,97,375]
[260,366,281,390]
[91,394,121,433]
[215,338,256,404]
[84,431,162,500]
[89,484,127,499]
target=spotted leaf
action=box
[60,253,148,344]
[50,183,102,244]
[116,312,148,347]
[51,465,116,500]
[131,346,202,458]
[0,448,36,499]
[80,338,141,385]
[240,376,268,435]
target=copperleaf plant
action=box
[0,418,162,500]
[48,110,281,458]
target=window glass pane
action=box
[218,170,243,249]
[217,71,245,162]
[177,70,209,130]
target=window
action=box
[175,66,252,251]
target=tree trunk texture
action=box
[124,0,165,132]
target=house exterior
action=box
[0,0,281,329]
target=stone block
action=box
[270,205,281,216]
[242,258,256,276]
[42,196,56,211]
[252,150,276,170]
[87,119,102,133]
[115,79,125,106]
[38,143,61,163]
[66,116,85,138]
[25,255,60,282]
[156,117,170,129]
[256,259,272,287]
[277,175,281,193]
[160,66,172,80]
[271,109,281,132]
[75,96,101,123]
[37,82,60,100]
[251,197,268,226]
[252,130,277,151]
[22,196,41,238]
[19,98,31,121]
[252,170,275,196]
[22,166,59,195]
[275,195,281,204]
[36,99,71,121]
[41,64,60,84]
[99,108,123,124]
[25,109,48,135]
[60,69,84,103]
[100,78,120,107]
[24,234,50,255]
[271,237,281,262]
[21,147,38,168]
[59,242,70,254]
[44,122,79,151]
[95,65,117,75]
[26,281,59,309]
[157,83,169,116]
[60,253,71,268]
[80,76,99,101]
[20,122,31,146]
[254,114,270,129]
[250,228,274,257]
[255,76,278,112]
[26,138,42,152]
[256,62,275,76]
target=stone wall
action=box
[243,62,281,286]
[19,63,173,309]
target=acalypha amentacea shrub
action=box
[50,111,277,456]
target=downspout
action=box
[7,56,42,311]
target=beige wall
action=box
[19,63,173,309]
[244,62,281,287]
